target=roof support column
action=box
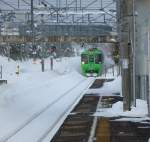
[117,0,132,111]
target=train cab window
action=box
[95,54,103,64]
[81,54,88,64]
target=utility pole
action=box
[66,0,68,10]
[18,0,20,8]
[119,0,132,111]
[147,20,150,117]
[80,0,81,10]
[31,0,34,46]
[132,0,136,107]
[75,0,77,12]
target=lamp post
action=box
[147,19,150,116]
[31,0,35,46]
[132,0,136,107]
[118,0,132,111]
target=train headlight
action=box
[86,73,91,77]
[82,61,85,64]
[92,73,97,77]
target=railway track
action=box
[49,79,150,142]
[0,78,94,142]
[2,78,149,142]
[51,79,122,142]
[52,92,150,142]
[51,94,99,142]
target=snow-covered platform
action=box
[1,54,149,142]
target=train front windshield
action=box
[81,54,88,64]
[95,54,103,64]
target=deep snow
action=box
[90,75,149,118]
[0,55,149,142]
[0,56,93,142]
[94,99,149,118]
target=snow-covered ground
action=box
[90,76,149,120]
[0,54,149,142]
[0,56,93,142]
[86,68,149,120]
[95,99,149,118]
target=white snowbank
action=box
[123,99,148,117]
[110,99,148,117]
[95,99,148,119]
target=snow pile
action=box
[110,101,123,115]
[96,99,148,118]
[123,99,148,117]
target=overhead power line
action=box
[21,0,30,6]
[0,0,17,10]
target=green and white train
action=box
[81,48,104,77]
